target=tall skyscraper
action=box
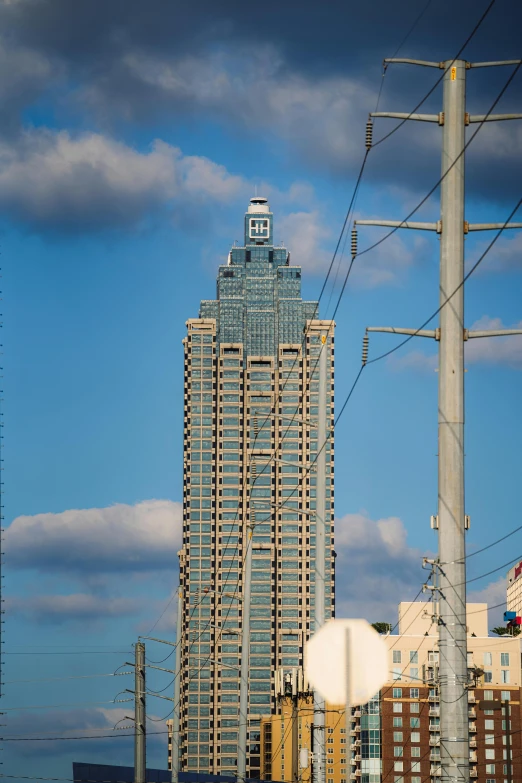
[177,197,335,778]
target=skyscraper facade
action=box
[177,197,335,778]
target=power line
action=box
[2,672,132,685]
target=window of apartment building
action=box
[410,688,419,699]
[428,651,439,662]
[411,762,421,773]
[410,718,420,729]
[394,762,403,772]
[393,650,402,664]
[501,691,511,702]
[501,670,510,684]
[484,690,494,699]
[485,749,495,759]
[410,651,418,664]
[485,765,495,775]
[501,652,510,666]
[393,688,402,698]
[410,703,420,713]
[394,747,404,757]
[483,652,492,666]
[411,732,420,744]
[393,718,403,728]
[411,777,421,783]
[411,747,421,757]
[485,735,495,745]
[485,720,495,730]
[393,703,403,713]
[410,668,419,682]
[393,732,403,742]
[484,671,493,683]
[392,667,402,681]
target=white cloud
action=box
[89,48,374,170]
[468,231,522,275]
[5,499,183,573]
[334,512,429,624]
[0,129,246,230]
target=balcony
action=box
[469,739,477,748]
[470,769,478,779]
[430,752,441,762]
[469,723,477,733]
[350,775,357,781]
[429,737,441,746]
[350,730,357,737]
[429,708,440,717]
[428,693,439,702]
[430,767,441,777]
[468,708,476,719]
[429,723,441,731]
[470,753,478,763]
[353,710,361,717]
[468,693,476,704]
[355,755,361,762]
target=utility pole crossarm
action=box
[371,111,440,123]
[467,329,522,339]
[466,222,522,231]
[355,219,439,232]
[366,326,437,339]
[468,113,522,123]
[470,60,522,68]
[384,57,441,68]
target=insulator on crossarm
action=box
[362,333,369,365]
[351,227,357,257]
[365,118,373,149]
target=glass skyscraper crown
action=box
[200,196,318,355]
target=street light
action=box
[478,699,512,783]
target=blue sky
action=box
[1,0,522,778]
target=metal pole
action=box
[438,59,469,783]
[134,641,146,783]
[237,523,253,783]
[292,695,299,783]
[312,332,328,783]
[504,701,512,783]
[171,586,183,783]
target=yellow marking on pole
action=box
[321,335,327,344]
[451,66,457,81]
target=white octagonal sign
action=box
[305,619,388,705]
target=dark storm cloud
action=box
[2,0,520,76]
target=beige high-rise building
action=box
[176,197,335,778]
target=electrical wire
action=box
[2,672,132,685]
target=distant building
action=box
[349,602,522,783]
[507,561,522,615]
[177,197,335,777]
[259,695,347,783]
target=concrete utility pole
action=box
[359,57,522,783]
[312,332,328,783]
[172,585,183,783]
[237,521,253,783]
[134,641,146,783]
